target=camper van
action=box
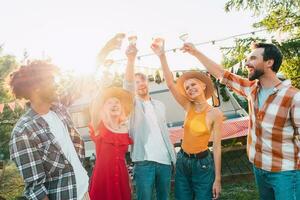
[68,72,249,158]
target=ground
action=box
[0,162,259,200]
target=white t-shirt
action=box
[42,111,89,199]
[143,101,171,165]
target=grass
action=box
[0,163,259,200]
[132,178,259,200]
[0,162,24,200]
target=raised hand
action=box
[104,33,126,52]
[125,44,138,61]
[181,43,198,56]
[151,38,165,56]
[97,33,126,66]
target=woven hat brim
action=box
[176,71,214,100]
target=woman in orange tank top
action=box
[152,40,223,200]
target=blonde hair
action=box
[90,93,127,135]
[183,78,206,101]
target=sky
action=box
[0,0,261,74]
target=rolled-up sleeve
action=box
[220,70,255,98]
[10,130,48,200]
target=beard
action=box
[248,68,264,81]
[137,88,148,97]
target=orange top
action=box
[182,104,211,154]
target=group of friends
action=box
[8,34,300,200]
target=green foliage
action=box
[0,106,24,161]
[0,48,24,161]
[233,93,249,112]
[155,70,162,84]
[225,0,300,16]
[221,37,265,69]
[219,84,230,102]
[0,162,24,199]
[0,51,18,101]
[223,0,300,89]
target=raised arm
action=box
[125,44,138,83]
[181,43,224,80]
[60,34,125,106]
[123,44,138,93]
[182,43,254,98]
[151,40,190,110]
[97,33,125,66]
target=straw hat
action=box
[90,87,133,129]
[176,71,214,100]
[96,87,133,116]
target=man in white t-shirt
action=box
[9,35,123,200]
[9,61,90,200]
[124,44,176,200]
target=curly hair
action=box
[9,60,59,100]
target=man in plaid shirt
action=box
[181,42,300,200]
[8,34,125,200]
[8,61,91,200]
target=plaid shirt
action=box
[9,103,85,200]
[221,70,300,172]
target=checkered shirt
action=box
[9,103,85,199]
[221,70,300,172]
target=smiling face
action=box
[134,74,149,98]
[103,97,123,118]
[183,78,206,100]
[35,74,58,104]
[245,48,267,81]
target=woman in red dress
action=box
[88,87,133,200]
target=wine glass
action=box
[128,31,137,45]
[152,37,164,48]
[179,33,189,43]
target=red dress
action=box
[88,121,133,200]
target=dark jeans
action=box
[253,165,300,200]
[175,150,215,200]
[134,161,172,200]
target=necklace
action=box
[194,102,210,113]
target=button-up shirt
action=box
[9,103,85,199]
[221,70,300,172]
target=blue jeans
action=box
[134,161,172,200]
[175,150,215,200]
[253,165,300,200]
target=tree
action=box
[224,0,300,88]
[0,47,24,160]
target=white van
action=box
[68,73,249,158]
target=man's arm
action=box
[97,33,125,66]
[181,43,254,98]
[181,43,224,80]
[124,44,137,93]
[60,34,125,106]
[9,130,48,200]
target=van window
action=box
[71,107,90,128]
